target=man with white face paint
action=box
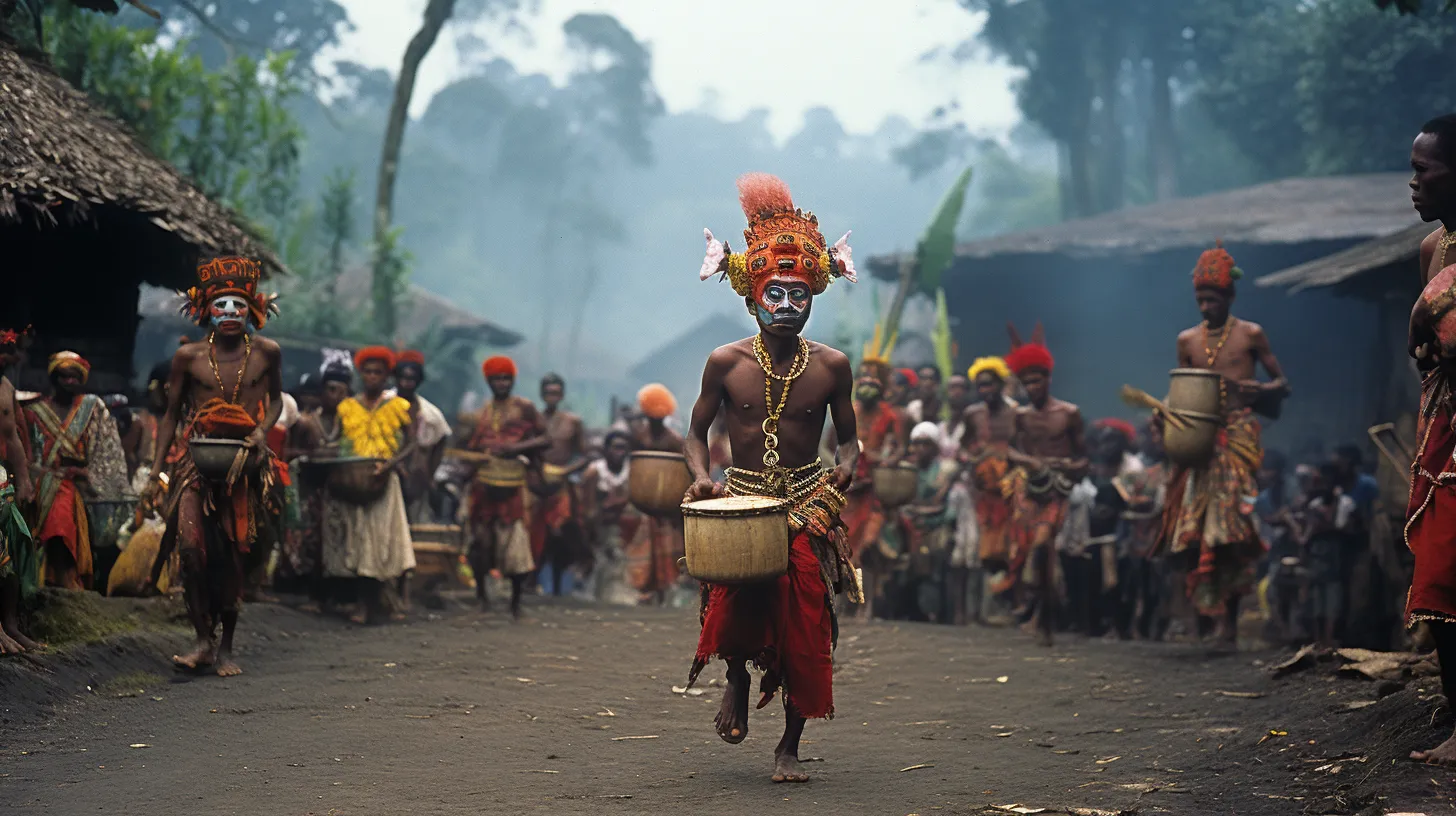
[148,257,284,678]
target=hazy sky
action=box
[327,0,1020,140]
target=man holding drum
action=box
[148,257,284,676]
[1163,243,1288,647]
[683,173,860,784]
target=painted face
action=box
[854,377,882,403]
[209,295,250,335]
[752,276,812,334]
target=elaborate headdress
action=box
[180,256,279,330]
[1005,322,1054,376]
[896,368,920,389]
[1192,240,1242,292]
[859,323,897,386]
[638,383,678,420]
[699,173,857,299]
[967,356,1011,382]
[354,346,397,371]
[47,350,90,382]
[482,356,517,379]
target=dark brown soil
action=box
[0,596,1451,815]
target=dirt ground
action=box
[0,596,1452,815]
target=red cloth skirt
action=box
[1406,374,1456,625]
[691,531,834,719]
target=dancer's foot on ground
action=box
[173,641,216,671]
[1412,733,1456,767]
[0,630,23,654]
[6,628,42,652]
[772,750,810,783]
[714,667,750,744]
[214,652,243,677]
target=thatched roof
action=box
[0,41,283,279]
[1255,221,1432,293]
[866,174,1419,279]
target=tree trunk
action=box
[1091,25,1126,214]
[1147,45,1179,201]
[1065,131,1096,219]
[372,0,457,335]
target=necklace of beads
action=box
[1202,316,1236,409]
[751,335,810,489]
[208,332,252,404]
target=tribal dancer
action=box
[1407,113,1456,766]
[26,352,129,590]
[392,351,451,523]
[532,373,586,596]
[624,383,686,603]
[464,356,547,618]
[1005,325,1087,646]
[322,347,418,623]
[683,172,860,783]
[148,257,284,676]
[0,328,37,652]
[1161,243,1287,646]
[964,357,1016,582]
[840,328,904,617]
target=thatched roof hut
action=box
[0,40,283,392]
[1255,222,1430,297]
[864,173,1421,449]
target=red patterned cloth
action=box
[529,486,576,561]
[1406,370,1456,626]
[969,444,1013,566]
[688,530,835,719]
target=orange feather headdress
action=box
[180,256,279,330]
[699,173,857,298]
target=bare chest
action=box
[1019,407,1074,455]
[186,347,267,405]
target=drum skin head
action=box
[685,496,783,512]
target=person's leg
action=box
[1412,622,1456,765]
[714,657,750,744]
[173,489,216,670]
[772,710,810,783]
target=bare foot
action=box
[6,624,44,652]
[172,641,216,671]
[714,666,750,745]
[1411,732,1456,766]
[0,630,23,655]
[214,654,243,677]
[772,751,810,783]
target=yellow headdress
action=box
[859,323,897,385]
[967,356,1010,382]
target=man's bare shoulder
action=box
[252,334,282,358]
[176,340,209,362]
[807,341,849,366]
[965,402,989,417]
[707,338,753,366]
[0,376,12,399]
[1236,318,1268,339]
[1050,397,1081,417]
[1176,325,1203,344]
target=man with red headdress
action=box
[25,351,129,591]
[464,356,547,618]
[148,257,284,676]
[0,328,37,653]
[1003,323,1087,646]
[321,346,418,623]
[682,172,860,784]
[1160,243,1287,646]
[623,383,686,603]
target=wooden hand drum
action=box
[682,496,789,584]
[628,451,693,518]
[871,462,919,508]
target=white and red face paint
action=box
[753,276,812,332]
[209,295,250,334]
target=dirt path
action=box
[0,598,1450,815]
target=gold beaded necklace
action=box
[752,334,810,491]
[1202,316,1236,409]
[1439,227,1456,270]
[208,332,252,405]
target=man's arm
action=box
[248,341,285,449]
[1175,333,1193,368]
[1248,325,1290,397]
[685,348,731,499]
[0,380,31,504]
[383,398,419,472]
[826,350,858,490]
[1060,407,1089,481]
[504,401,551,456]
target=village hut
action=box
[0,39,283,394]
[866,174,1422,450]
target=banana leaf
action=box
[913,166,973,297]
